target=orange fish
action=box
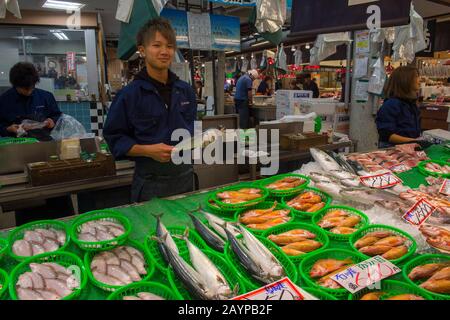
[330,227,356,235]
[359,245,393,256]
[317,277,341,289]
[355,236,381,249]
[365,231,394,238]
[267,178,304,190]
[309,258,353,278]
[283,240,323,253]
[281,247,306,256]
[247,217,291,230]
[240,210,289,225]
[323,210,349,219]
[281,229,317,238]
[382,245,408,260]
[238,188,262,194]
[374,236,406,247]
[217,191,261,201]
[426,237,450,252]
[268,235,308,245]
[420,279,450,294]
[429,266,450,281]
[337,215,361,228]
[318,217,347,229]
[241,203,278,219]
[386,294,425,300]
[360,292,384,300]
[408,263,449,281]
[306,202,326,213]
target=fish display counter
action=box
[0,143,449,301]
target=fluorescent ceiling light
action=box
[51,31,69,40]
[251,41,270,47]
[43,0,85,11]
[14,36,39,40]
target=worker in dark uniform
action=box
[0,62,61,141]
[103,18,197,203]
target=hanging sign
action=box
[439,179,450,196]
[416,19,437,57]
[187,12,212,50]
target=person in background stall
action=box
[0,62,61,140]
[302,73,320,98]
[103,18,197,203]
[289,79,301,90]
[256,76,273,96]
[376,66,423,148]
[195,80,203,100]
[234,69,258,129]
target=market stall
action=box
[1,142,448,301]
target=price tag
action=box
[332,256,401,294]
[439,179,450,196]
[360,172,403,189]
[402,198,436,226]
[389,164,410,173]
[416,151,427,158]
[232,278,305,300]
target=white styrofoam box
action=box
[298,98,341,116]
[275,90,313,119]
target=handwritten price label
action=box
[232,278,304,300]
[332,256,401,294]
[360,172,402,189]
[439,179,450,196]
[389,164,410,173]
[402,198,436,226]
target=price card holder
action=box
[402,198,436,226]
[439,179,450,196]
[232,278,305,300]
[360,172,403,189]
[332,256,401,294]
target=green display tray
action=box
[258,173,310,198]
[107,281,180,300]
[312,206,370,242]
[0,268,8,300]
[0,237,7,262]
[9,251,88,300]
[7,220,70,262]
[282,188,332,220]
[418,160,450,178]
[348,279,433,300]
[84,240,155,293]
[261,222,330,264]
[234,201,294,235]
[402,254,450,300]
[349,224,417,266]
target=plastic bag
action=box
[50,114,87,140]
[368,57,387,96]
[294,49,302,66]
[151,0,169,14]
[277,44,288,72]
[409,3,427,53]
[250,56,258,70]
[16,120,48,137]
[255,0,285,34]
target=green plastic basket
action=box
[302,287,338,300]
[282,188,332,220]
[312,206,370,242]
[299,248,366,300]
[0,238,7,262]
[259,174,310,198]
[84,240,155,293]
[402,254,450,300]
[70,210,131,251]
[0,268,8,300]
[418,160,450,178]
[107,281,180,300]
[0,137,38,146]
[145,226,208,274]
[7,220,70,262]
[224,235,298,291]
[234,201,294,235]
[261,222,330,264]
[211,184,269,210]
[167,249,247,300]
[204,195,237,217]
[9,251,88,300]
[348,279,433,300]
[349,224,417,265]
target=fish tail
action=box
[151,212,164,220]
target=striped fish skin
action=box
[189,213,225,252]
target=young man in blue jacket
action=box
[0,62,61,140]
[103,18,197,203]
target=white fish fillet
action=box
[93,271,125,286]
[24,230,44,244]
[123,295,142,300]
[17,273,33,289]
[120,260,142,282]
[36,289,61,300]
[31,243,45,256]
[42,238,60,252]
[138,292,165,300]
[17,287,44,300]
[44,278,72,298]
[12,240,32,257]
[30,263,56,279]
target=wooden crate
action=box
[280,132,329,151]
[27,153,116,187]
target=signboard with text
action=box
[232,278,304,300]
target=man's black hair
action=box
[10,62,40,88]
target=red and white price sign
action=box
[360,172,402,189]
[439,179,450,196]
[402,198,436,226]
[332,256,401,294]
[389,164,410,173]
[232,278,304,300]
[66,52,76,72]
